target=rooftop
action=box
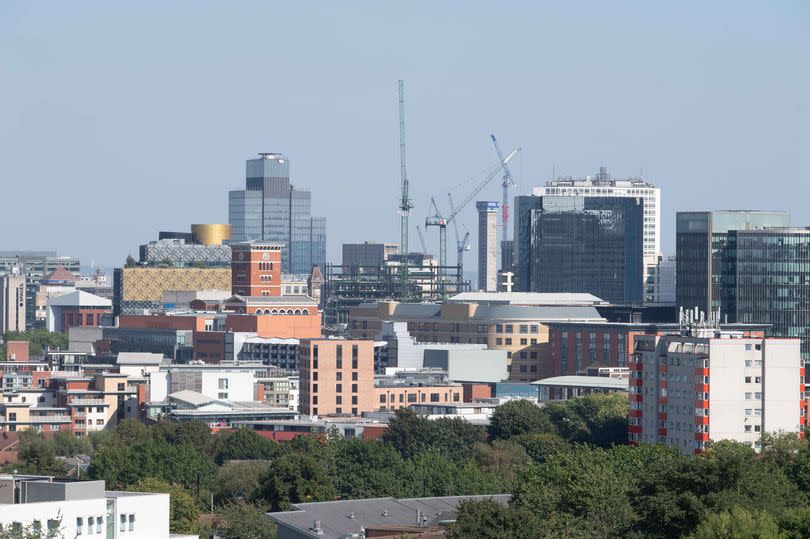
[270,495,511,537]
[532,375,629,390]
[47,289,112,307]
[448,292,606,306]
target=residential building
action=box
[513,194,643,303]
[0,273,25,333]
[229,152,327,274]
[531,167,661,289]
[348,296,605,382]
[477,201,499,292]
[46,290,112,333]
[0,475,187,539]
[675,210,790,316]
[629,325,804,454]
[299,339,375,417]
[342,242,399,268]
[113,267,232,315]
[269,495,510,539]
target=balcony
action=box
[658,412,667,421]
[695,383,709,393]
[628,425,642,434]
[695,399,709,408]
[629,378,643,387]
[629,410,642,418]
[695,367,709,376]
[695,433,709,442]
[695,416,709,425]
[658,428,667,436]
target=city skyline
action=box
[1,2,808,268]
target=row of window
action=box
[379,392,461,403]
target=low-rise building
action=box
[533,375,629,402]
[0,475,190,539]
[46,289,112,333]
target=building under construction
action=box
[323,254,470,327]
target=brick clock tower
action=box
[231,242,282,297]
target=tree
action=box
[780,508,810,539]
[0,513,63,539]
[474,440,531,482]
[448,498,513,539]
[53,429,93,457]
[328,437,407,499]
[542,393,629,447]
[260,453,336,511]
[691,507,780,539]
[16,431,63,477]
[125,255,136,268]
[216,501,277,539]
[1,329,69,357]
[513,432,571,463]
[128,478,200,534]
[487,400,554,440]
[381,408,437,459]
[212,461,270,504]
[212,429,280,464]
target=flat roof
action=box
[532,375,629,390]
[449,292,606,305]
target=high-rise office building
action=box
[675,211,790,315]
[229,153,327,274]
[476,201,499,292]
[531,168,661,301]
[0,274,26,333]
[513,195,643,304]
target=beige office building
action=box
[0,275,26,332]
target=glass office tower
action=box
[675,211,790,315]
[229,153,327,274]
[513,195,643,303]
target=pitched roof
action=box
[42,267,78,283]
[47,289,112,307]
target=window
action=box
[352,396,358,405]
[520,338,527,345]
[505,338,512,345]
[745,409,753,416]
[117,383,125,391]
[380,394,386,403]
[505,324,513,333]
[218,392,228,399]
[453,392,460,402]
[96,419,104,425]
[312,396,318,405]
[336,383,342,392]
[336,372,342,381]
[519,325,529,334]
[755,376,762,383]
[352,372,358,381]
[745,392,753,399]
[407,394,417,403]
[129,514,134,531]
[120,515,126,532]
[77,518,84,536]
[530,325,538,333]
[352,384,358,393]
[745,376,751,383]
[530,338,537,345]
[47,520,59,534]
[754,425,761,433]
[745,425,752,432]
[496,338,503,345]
[336,396,342,404]
[496,324,503,333]
[430,393,440,402]
[9,412,16,421]
[399,394,404,403]
[520,365,527,373]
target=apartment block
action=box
[299,339,375,417]
[629,327,804,454]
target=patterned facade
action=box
[113,267,232,315]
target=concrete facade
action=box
[476,201,499,292]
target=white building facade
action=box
[630,329,804,454]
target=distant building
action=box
[676,211,790,315]
[113,267,232,315]
[513,194,643,303]
[139,223,232,267]
[46,290,112,333]
[342,242,399,268]
[0,251,81,330]
[348,294,605,382]
[648,256,676,304]
[0,274,25,333]
[534,374,629,402]
[630,326,803,454]
[477,201,499,292]
[229,153,326,274]
[531,167,661,295]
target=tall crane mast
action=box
[491,134,514,242]
[425,146,520,296]
[448,193,470,286]
[398,80,413,300]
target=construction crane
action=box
[448,193,471,286]
[425,146,520,294]
[491,134,514,243]
[398,80,413,300]
[416,225,430,256]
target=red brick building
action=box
[231,242,282,297]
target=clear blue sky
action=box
[1,1,808,268]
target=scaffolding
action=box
[323,258,470,327]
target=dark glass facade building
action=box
[513,195,643,303]
[229,153,327,274]
[722,228,810,359]
[675,211,790,315]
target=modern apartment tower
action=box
[531,168,661,302]
[476,201,499,292]
[513,195,644,304]
[229,153,327,274]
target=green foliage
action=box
[382,408,484,460]
[212,461,270,504]
[216,501,277,539]
[260,452,336,511]
[512,432,570,463]
[52,429,93,457]
[128,478,200,534]
[542,393,629,447]
[690,507,781,539]
[212,428,280,464]
[0,513,63,539]
[487,399,554,440]
[1,329,68,358]
[16,431,64,477]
